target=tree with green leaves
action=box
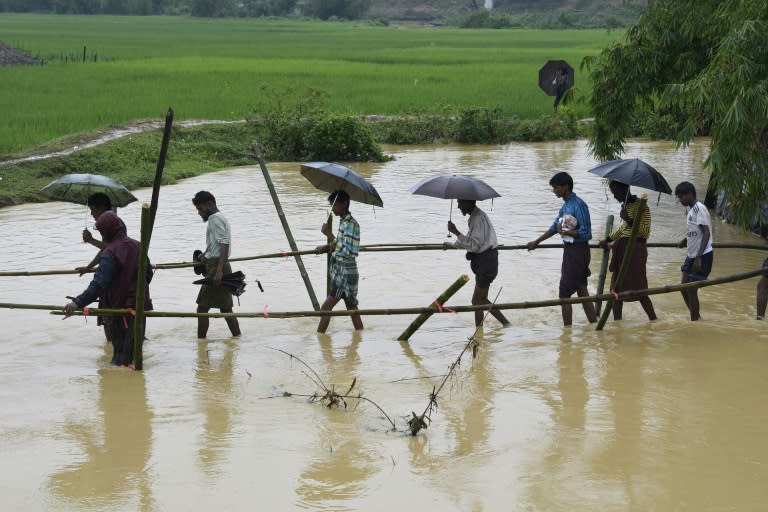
[584,0,767,231]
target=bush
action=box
[304,115,387,161]
[248,85,389,161]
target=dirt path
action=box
[0,119,243,167]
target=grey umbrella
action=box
[300,162,383,207]
[587,158,672,194]
[409,174,501,200]
[39,173,138,207]
[410,174,500,235]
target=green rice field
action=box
[0,14,623,157]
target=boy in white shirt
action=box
[675,181,713,321]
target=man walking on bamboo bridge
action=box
[445,199,509,327]
[527,172,598,327]
[193,191,241,339]
[316,190,364,334]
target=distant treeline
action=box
[0,0,371,19]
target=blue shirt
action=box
[548,192,592,242]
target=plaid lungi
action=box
[330,257,359,307]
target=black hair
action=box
[328,190,350,204]
[609,180,629,194]
[674,181,696,198]
[549,171,574,191]
[87,192,112,210]
[192,190,216,206]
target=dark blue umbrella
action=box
[300,162,383,207]
[587,158,672,194]
[193,270,247,296]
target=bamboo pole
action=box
[326,212,332,297]
[2,243,766,277]
[596,197,648,331]
[595,214,614,316]
[398,274,469,341]
[148,107,173,239]
[133,204,151,370]
[36,265,765,320]
[251,145,320,311]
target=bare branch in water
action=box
[267,346,397,431]
[407,289,501,436]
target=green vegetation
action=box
[584,0,767,232]
[0,123,258,207]
[0,14,621,158]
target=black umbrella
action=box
[193,271,247,296]
[587,158,672,194]
[538,60,574,96]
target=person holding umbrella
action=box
[192,191,241,339]
[315,190,364,334]
[598,181,657,321]
[444,199,510,327]
[63,211,154,367]
[527,172,598,327]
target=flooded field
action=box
[1,139,767,511]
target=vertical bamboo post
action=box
[133,204,150,370]
[398,275,469,341]
[596,197,647,331]
[326,212,333,296]
[148,107,173,240]
[595,214,614,316]
[251,145,320,310]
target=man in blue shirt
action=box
[527,172,598,326]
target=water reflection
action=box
[49,370,153,510]
[295,331,379,509]
[195,339,238,478]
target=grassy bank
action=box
[0,14,621,157]
[0,109,585,207]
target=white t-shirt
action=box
[685,201,713,258]
[204,211,232,259]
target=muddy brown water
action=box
[1,140,767,511]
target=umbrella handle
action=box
[447,199,452,238]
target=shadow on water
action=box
[49,369,154,510]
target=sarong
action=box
[196,258,234,309]
[330,257,359,307]
[608,237,648,300]
[559,242,591,298]
[468,248,499,289]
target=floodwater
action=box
[1,140,767,511]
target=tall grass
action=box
[0,14,622,157]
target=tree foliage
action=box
[583,0,768,228]
[584,0,768,230]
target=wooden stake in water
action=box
[252,145,320,311]
[595,214,614,316]
[133,204,151,370]
[398,274,469,341]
